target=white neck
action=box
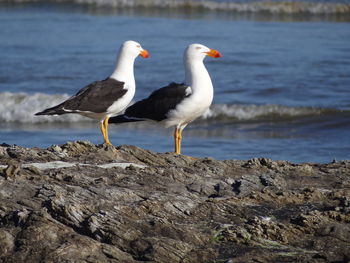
[184,59,213,97]
[110,51,136,89]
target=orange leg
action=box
[174,128,179,154]
[100,121,106,143]
[178,128,183,154]
[103,117,112,145]
[100,117,112,145]
[173,127,182,154]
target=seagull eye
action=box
[136,45,141,48]
[195,46,201,50]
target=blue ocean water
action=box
[0,2,349,163]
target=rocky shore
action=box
[0,141,349,263]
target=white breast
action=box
[106,84,135,117]
[165,88,213,127]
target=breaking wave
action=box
[204,103,339,121]
[0,92,346,124]
[2,0,350,14]
[0,92,89,123]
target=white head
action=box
[118,40,150,60]
[111,40,149,82]
[184,43,221,62]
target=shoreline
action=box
[0,141,349,262]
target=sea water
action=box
[0,1,349,163]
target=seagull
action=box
[109,43,221,154]
[35,40,149,145]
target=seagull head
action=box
[184,43,222,62]
[120,40,150,59]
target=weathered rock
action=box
[0,141,349,263]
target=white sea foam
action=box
[0,92,89,123]
[0,92,339,124]
[204,103,327,121]
[56,0,350,14]
[2,0,350,14]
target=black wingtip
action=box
[35,109,52,116]
[109,115,127,124]
[34,109,62,116]
[109,115,144,124]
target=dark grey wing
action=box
[35,78,127,115]
[109,82,190,123]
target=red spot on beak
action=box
[140,49,150,58]
[206,49,222,58]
